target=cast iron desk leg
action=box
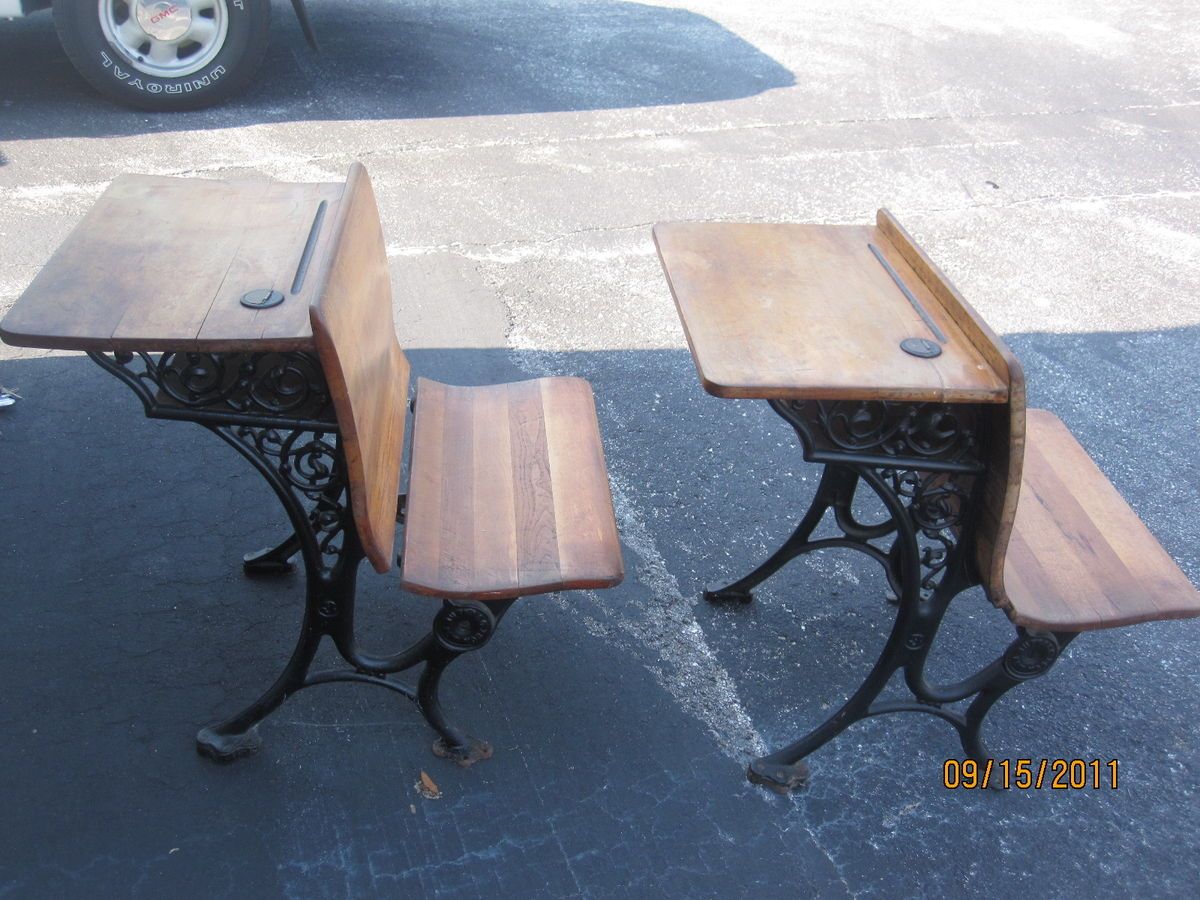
[88,350,509,765]
[709,399,1071,792]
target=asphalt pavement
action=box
[1,2,1198,897]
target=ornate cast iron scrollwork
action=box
[90,349,348,574]
[887,468,974,600]
[739,398,1080,794]
[157,351,330,416]
[772,397,983,602]
[819,400,975,461]
[780,399,980,468]
[217,425,350,573]
[860,403,980,600]
[88,348,514,766]
[88,350,335,425]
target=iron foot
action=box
[747,758,810,794]
[242,546,297,576]
[196,725,263,763]
[704,584,755,604]
[432,735,493,767]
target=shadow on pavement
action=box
[0,328,1197,896]
[0,0,795,140]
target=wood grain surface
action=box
[401,376,624,599]
[1002,409,1200,631]
[652,220,1008,403]
[874,210,1027,612]
[1,174,344,352]
[310,163,411,575]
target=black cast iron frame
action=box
[88,348,509,766]
[706,398,1076,793]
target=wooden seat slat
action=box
[468,383,522,591]
[401,378,448,584]
[1001,410,1200,631]
[508,379,565,591]
[543,377,627,583]
[439,381,491,587]
[401,377,624,600]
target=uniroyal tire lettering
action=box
[100,48,226,93]
[64,0,267,109]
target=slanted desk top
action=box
[653,214,1010,404]
[0,173,347,353]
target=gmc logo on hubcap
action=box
[150,4,181,24]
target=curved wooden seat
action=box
[996,409,1200,632]
[400,377,624,600]
[876,215,1199,632]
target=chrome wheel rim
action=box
[99,0,229,78]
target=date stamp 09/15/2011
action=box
[943,759,1119,790]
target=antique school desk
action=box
[0,165,623,766]
[654,214,1200,792]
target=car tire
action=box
[53,0,272,111]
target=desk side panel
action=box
[875,210,1025,602]
[310,163,409,575]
